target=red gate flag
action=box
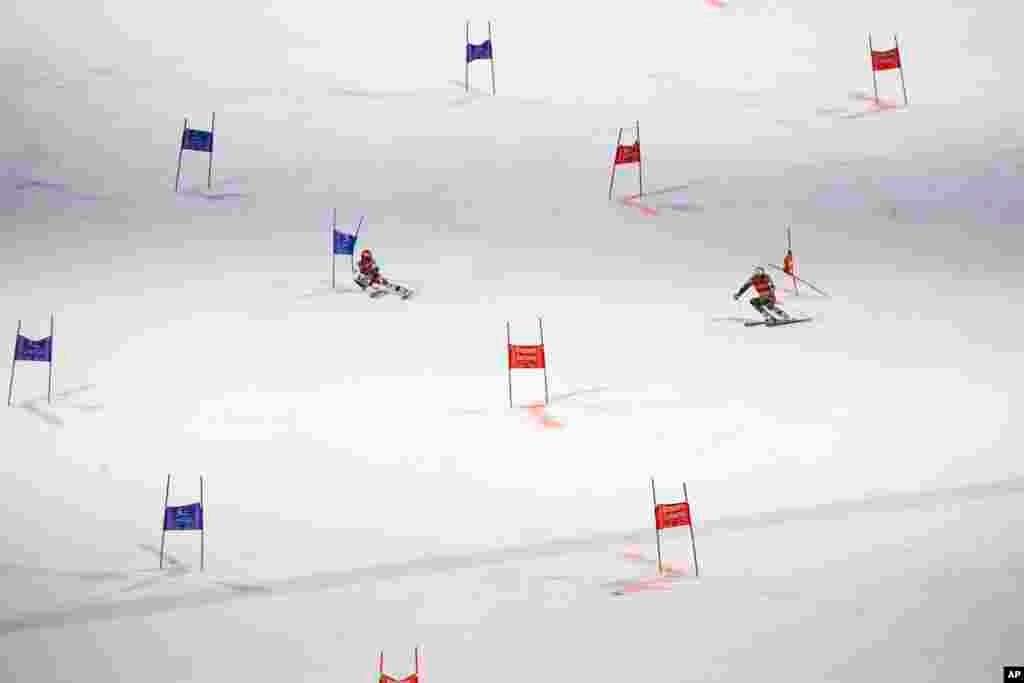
[871,47,901,71]
[614,142,641,165]
[655,502,691,530]
[650,479,700,576]
[509,343,545,369]
[868,34,908,106]
[783,251,795,276]
[507,318,550,407]
[608,122,643,199]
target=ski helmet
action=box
[753,266,766,276]
[361,249,372,259]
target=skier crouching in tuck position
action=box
[356,249,387,290]
[734,266,791,323]
[356,248,415,299]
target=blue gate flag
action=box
[14,335,52,362]
[466,40,493,62]
[333,230,357,255]
[164,503,204,530]
[182,128,213,152]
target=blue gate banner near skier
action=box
[14,335,52,362]
[164,503,204,530]
[333,230,357,255]
[466,40,492,62]
[182,128,213,152]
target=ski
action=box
[379,281,415,299]
[359,279,415,300]
[744,317,812,327]
[393,284,416,300]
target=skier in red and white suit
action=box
[356,248,416,299]
[734,266,791,323]
[357,249,386,289]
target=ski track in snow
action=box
[3,475,1021,637]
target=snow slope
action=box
[2,0,1023,681]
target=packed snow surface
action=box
[2,0,1022,680]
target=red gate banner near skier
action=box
[654,502,691,530]
[783,251,797,296]
[768,226,830,298]
[650,479,700,576]
[868,35,908,106]
[608,121,643,200]
[507,318,550,407]
[783,225,799,295]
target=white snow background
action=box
[1,0,1023,681]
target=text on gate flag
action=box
[614,142,641,165]
[14,335,52,362]
[333,230,357,255]
[508,344,545,369]
[164,503,204,530]
[655,502,691,530]
[182,128,213,152]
